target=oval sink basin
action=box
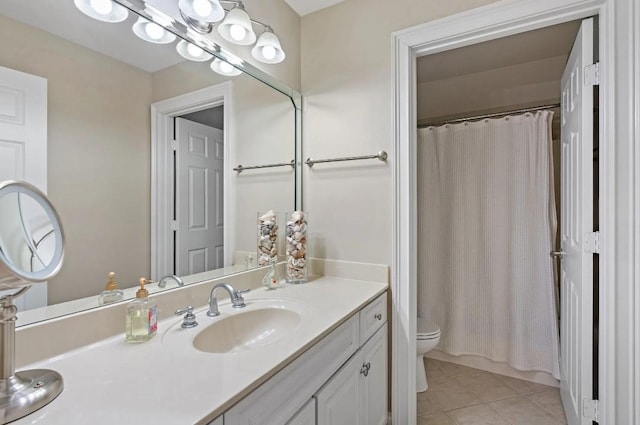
[193,307,302,354]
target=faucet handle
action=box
[232,288,250,308]
[175,306,198,328]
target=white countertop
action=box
[14,276,387,425]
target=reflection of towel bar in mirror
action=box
[305,151,388,167]
[234,160,295,173]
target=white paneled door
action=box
[175,117,224,276]
[559,18,595,425]
[0,65,47,311]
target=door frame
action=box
[150,82,232,280]
[391,0,640,424]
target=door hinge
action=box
[584,62,600,86]
[584,231,600,254]
[583,398,599,422]
[170,220,178,231]
[171,140,178,151]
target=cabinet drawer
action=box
[359,292,387,345]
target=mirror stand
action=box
[0,288,63,424]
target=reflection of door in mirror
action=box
[175,113,224,276]
[0,65,48,310]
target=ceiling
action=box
[417,20,581,84]
[284,0,345,16]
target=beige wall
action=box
[300,0,499,265]
[0,14,153,304]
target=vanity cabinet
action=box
[223,292,387,425]
[316,324,388,425]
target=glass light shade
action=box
[132,17,176,44]
[178,0,225,23]
[217,7,256,45]
[176,40,213,61]
[210,58,242,76]
[251,30,285,64]
[74,0,128,23]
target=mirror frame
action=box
[2,0,302,326]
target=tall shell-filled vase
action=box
[285,211,308,283]
[257,210,278,266]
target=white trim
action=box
[150,82,233,280]
[391,1,639,424]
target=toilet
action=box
[416,318,441,392]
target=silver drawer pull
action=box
[360,362,371,377]
[374,313,383,321]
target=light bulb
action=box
[145,22,164,40]
[219,61,234,74]
[261,45,277,61]
[192,0,212,18]
[90,0,113,15]
[229,24,246,41]
[187,43,204,57]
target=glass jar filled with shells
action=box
[257,210,278,266]
[285,211,308,283]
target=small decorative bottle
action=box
[98,272,124,305]
[125,278,158,343]
[262,262,280,290]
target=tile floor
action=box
[417,359,567,425]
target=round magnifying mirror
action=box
[0,180,65,291]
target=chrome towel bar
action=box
[234,160,295,173]
[305,151,388,167]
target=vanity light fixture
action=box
[210,57,242,76]
[74,0,128,23]
[251,26,285,64]
[177,0,286,64]
[132,16,177,44]
[179,0,225,24]
[176,39,214,61]
[216,3,256,45]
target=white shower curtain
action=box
[417,110,560,379]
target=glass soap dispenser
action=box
[98,272,124,305]
[125,278,158,343]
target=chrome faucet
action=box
[158,275,184,288]
[207,283,250,317]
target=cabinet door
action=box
[286,398,316,425]
[206,416,223,425]
[315,351,362,425]
[359,324,388,425]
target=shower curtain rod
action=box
[418,103,561,128]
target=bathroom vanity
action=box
[12,272,388,425]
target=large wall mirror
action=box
[0,0,301,326]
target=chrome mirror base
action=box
[0,369,63,424]
[0,297,63,424]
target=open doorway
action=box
[413,18,599,424]
[390,1,624,423]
